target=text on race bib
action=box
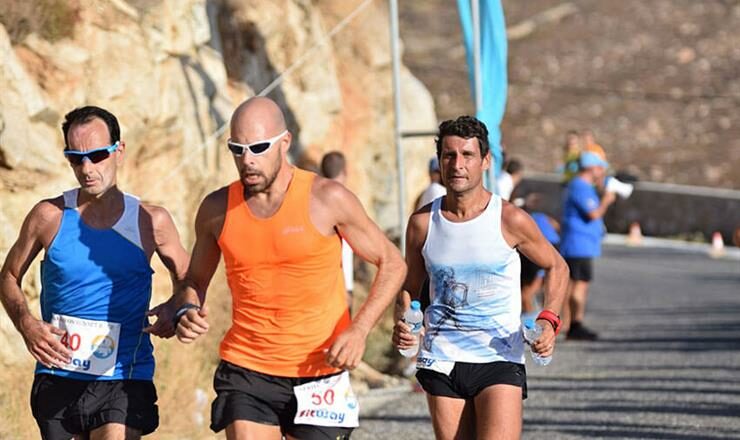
[293,371,359,428]
[51,314,121,377]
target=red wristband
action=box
[537,309,562,336]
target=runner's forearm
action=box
[540,253,569,315]
[394,290,411,323]
[0,272,35,333]
[174,279,205,307]
[352,253,406,334]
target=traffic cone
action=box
[709,232,725,258]
[627,222,642,246]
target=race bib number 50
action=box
[51,314,121,377]
[293,371,359,428]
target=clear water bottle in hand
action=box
[399,300,423,357]
[522,318,552,366]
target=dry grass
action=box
[153,267,232,439]
[0,360,37,440]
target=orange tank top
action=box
[217,168,351,377]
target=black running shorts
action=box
[30,374,158,439]
[210,361,353,439]
[565,257,593,282]
[416,361,527,400]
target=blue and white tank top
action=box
[36,189,155,380]
[418,195,525,372]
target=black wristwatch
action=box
[172,303,201,327]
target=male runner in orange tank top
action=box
[149,97,406,439]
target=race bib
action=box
[293,371,359,428]
[51,314,121,377]
[417,356,455,375]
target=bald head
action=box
[230,96,287,141]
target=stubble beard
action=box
[243,162,280,195]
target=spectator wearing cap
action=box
[415,157,447,210]
[559,151,617,341]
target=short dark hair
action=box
[435,116,489,158]
[505,158,523,175]
[62,106,120,149]
[320,151,346,179]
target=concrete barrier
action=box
[515,173,740,244]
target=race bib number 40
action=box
[51,314,121,377]
[293,371,359,428]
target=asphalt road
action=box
[355,244,740,439]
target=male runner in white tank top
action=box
[393,116,569,440]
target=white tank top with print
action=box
[418,194,524,373]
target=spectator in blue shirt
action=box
[560,151,616,340]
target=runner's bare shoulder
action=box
[407,202,432,247]
[501,200,532,232]
[137,202,178,251]
[24,196,65,246]
[501,200,539,246]
[139,202,172,225]
[311,175,350,204]
[199,186,229,216]
[196,186,230,236]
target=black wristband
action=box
[172,303,201,327]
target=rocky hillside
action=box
[400,0,740,189]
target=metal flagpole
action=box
[472,0,494,190]
[389,0,406,253]
[472,0,483,114]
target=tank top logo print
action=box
[282,225,305,235]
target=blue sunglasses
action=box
[64,142,119,165]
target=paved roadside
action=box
[354,243,740,439]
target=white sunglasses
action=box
[227,130,288,156]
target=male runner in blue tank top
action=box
[0,106,190,439]
[393,116,569,439]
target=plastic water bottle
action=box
[522,318,552,366]
[399,301,423,357]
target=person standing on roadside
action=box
[559,150,616,340]
[560,130,582,184]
